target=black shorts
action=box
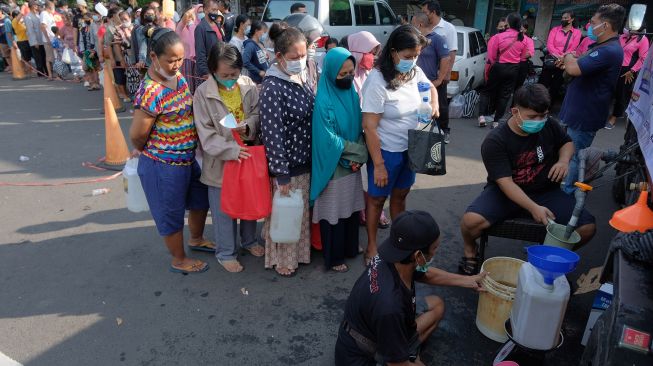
[113,64,126,86]
[466,184,595,227]
[17,41,32,62]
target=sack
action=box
[53,60,70,78]
[220,132,272,220]
[62,47,74,64]
[449,94,464,119]
[407,121,446,176]
[462,90,480,118]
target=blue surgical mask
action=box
[416,251,433,273]
[260,32,268,43]
[395,57,417,73]
[198,12,205,20]
[587,22,605,42]
[517,110,547,134]
[244,26,251,35]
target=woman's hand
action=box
[237,146,251,161]
[623,70,635,84]
[350,161,361,172]
[373,163,388,187]
[130,149,141,158]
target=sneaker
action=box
[83,81,90,87]
[604,122,615,130]
[478,116,487,128]
[444,132,450,144]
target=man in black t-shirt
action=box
[458,84,596,275]
[335,211,486,366]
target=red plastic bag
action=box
[311,222,322,251]
[220,132,272,220]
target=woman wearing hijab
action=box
[176,5,201,93]
[310,47,368,273]
[347,31,380,94]
[346,31,389,230]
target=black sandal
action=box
[458,256,480,276]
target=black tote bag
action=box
[407,120,446,176]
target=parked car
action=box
[447,26,487,98]
[262,0,397,47]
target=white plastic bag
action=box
[123,158,149,212]
[449,94,465,119]
[62,47,73,64]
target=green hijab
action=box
[310,47,362,202]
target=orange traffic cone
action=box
[104,97,130,165]
[609,191,653,233]
[11,47,26,80]
[103,66,125,113]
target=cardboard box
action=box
[581,283,614,346]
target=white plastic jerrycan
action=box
[269,189,304,244]
[123,158,149,213]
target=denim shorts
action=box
[367,150,416,198]
[138,155,209,236]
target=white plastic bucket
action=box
[476,257,525,342]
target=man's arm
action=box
[433,55,450,87]
[418,267,486,290]
[560,52,581,76]
[445,50,456,82]
[549,141,573,182]
[496,177,554,224]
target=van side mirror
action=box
[627,4,647,31]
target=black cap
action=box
[378,211,440,263]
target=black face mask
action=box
[144,15,155,23]
[85,19,91,25]
[208,13,219,22]
[561,20,570,27]
[335,75,354,90]
[497,28,505,33]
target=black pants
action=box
[31,45,46,76]
[612,66,636,118]
[17,41,32,62]
[515,61,529,92]
[320,213,359,269]
[538,65,564,102]
[436,82,449,132]
[479,63,519,121]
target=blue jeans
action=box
[563,128,596,194]
[207,186,258,261]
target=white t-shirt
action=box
[229,35,246,55]
[39,11,55,44]
[361,67,431,152]
[432,18,458,53]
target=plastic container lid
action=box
[417,81,431,93]
[527,246,579,285]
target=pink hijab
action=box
[176,5,202,59]
[347,31,380,93]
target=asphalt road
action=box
[0,71,625,366]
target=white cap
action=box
[94,3,107,17]
[76,0,87,7]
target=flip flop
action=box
[188,239,216,253]
[275,267,297,277]
[245,244,265,257]
[169,261,209,274]
[217,259,244,273]
[331,264,349,273]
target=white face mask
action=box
[122,21,131,28]
[155,58,176,81]
[283,56,307,75]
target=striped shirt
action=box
[134,73,198,165]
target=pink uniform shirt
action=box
[620,33,650,72]
[546,25,582,57]
[521,35,535,61]
[487,29,528,64]
[575,37,595,57]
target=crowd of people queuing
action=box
[0,0,649,363]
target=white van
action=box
[262,0,398,46]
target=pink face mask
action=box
[359,53,374,71]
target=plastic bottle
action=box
[417,97,433,128]
[92,188,110,196]
[122,158,149,212]
[269,189,304,244]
